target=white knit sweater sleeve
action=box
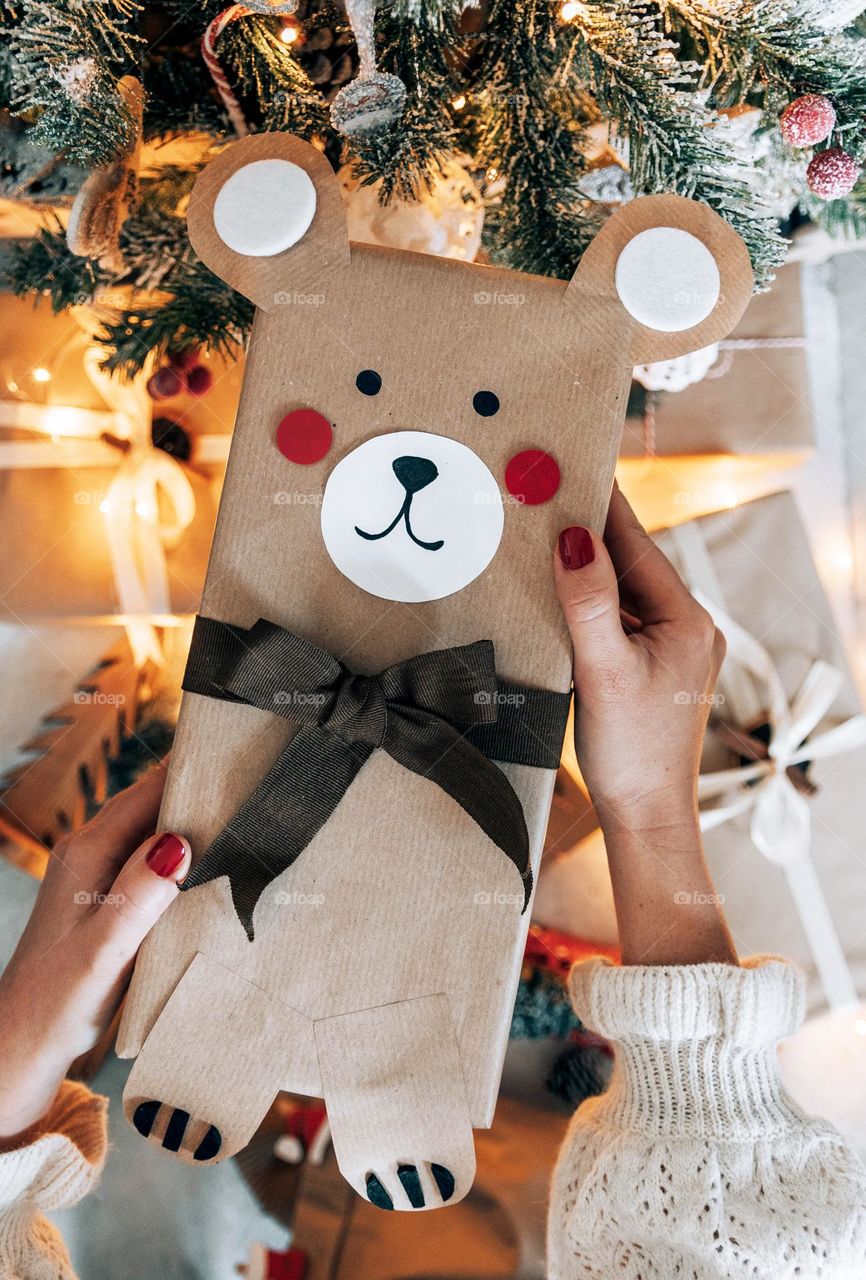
[0,1080,107,1280]
[548,957,866,1280]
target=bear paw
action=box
[365,1161,456,1211]
[130,1098,223,1163]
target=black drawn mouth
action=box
[355,455,445,552]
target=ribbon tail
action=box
[387,713,532,911]
[181,726,372,939]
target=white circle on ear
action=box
[614,227,720,332]
[321,431,504,603]
[213,159,316,257]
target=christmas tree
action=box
[1,0,865,377]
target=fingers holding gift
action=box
[87,830,191,960]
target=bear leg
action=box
[123,951,312,1164]
[315,993,476,1211]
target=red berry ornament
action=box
[807,147,860,200]
[168,346,201,371]
[146,365,184,401]
[185,364,214,396]
[780,94,836,148]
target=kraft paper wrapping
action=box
[117,133,754,1195]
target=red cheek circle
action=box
[504,449,561,506]
[276,408,333,464]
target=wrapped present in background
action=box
[621,264,814,458]
[0,294,232,644]
[656,490,866,1013]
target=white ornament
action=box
[577,164,634,206]
[213,159,316,257]
[56,57,99,104]
[805,0,865,28]
[713,106,804,222]
[634,344,720,393]
[330,0,407,139]
[615,227,720,332]
[320,431,504,603]
[331,73,407,138]
[338,158,484,260]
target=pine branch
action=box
[477,0,607,279]
[220,12,330,137]
[348,0,463,201]
[143,47,227,139]
[664,0,866,157]
[561,0,787,286]
[10,0,144,165]
[97,261,253,377]
[0,217,105,308]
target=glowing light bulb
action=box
[560,1,584,20]
[279,20,299,43]
[32,367,52,383]
[486,166,499,182]
[99,498,112,514]
[451,94,467,111]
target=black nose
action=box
[392,455,438,495]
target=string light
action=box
[32,367,52,383]
[560,1,585,20]
[451,94,467,111]
[279,19,299,43]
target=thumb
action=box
[90,831,191,962]
[554,525,629,686]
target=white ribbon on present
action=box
[81,348,197,666]
[0,351,232,665]
[695,590,866,1011]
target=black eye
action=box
[473,390,499,417]
[356,369,382,396]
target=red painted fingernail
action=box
[558,526,595,570]
[146,833,186,879]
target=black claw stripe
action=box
[431,1163,455,1202]
[132,1100,160,1138]
[193,1125,222,1162]
[397,1164,425,1209]
[365,1172,394,1210]
[162,1108,190,1153]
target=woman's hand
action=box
[554,485,737,966]
[0,761,190,1141]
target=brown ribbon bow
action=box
[180,617,571,939]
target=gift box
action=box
[0,294,224,626]
[116,132,755,1207]
[656,491,866,1012]
[621,264,814,457]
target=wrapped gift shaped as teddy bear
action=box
[118,133,752,1212]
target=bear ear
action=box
[565,194,754,366]
[187,133,350,313]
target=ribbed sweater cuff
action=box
[568,957,806,1140]
[0,1079,108,1210]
